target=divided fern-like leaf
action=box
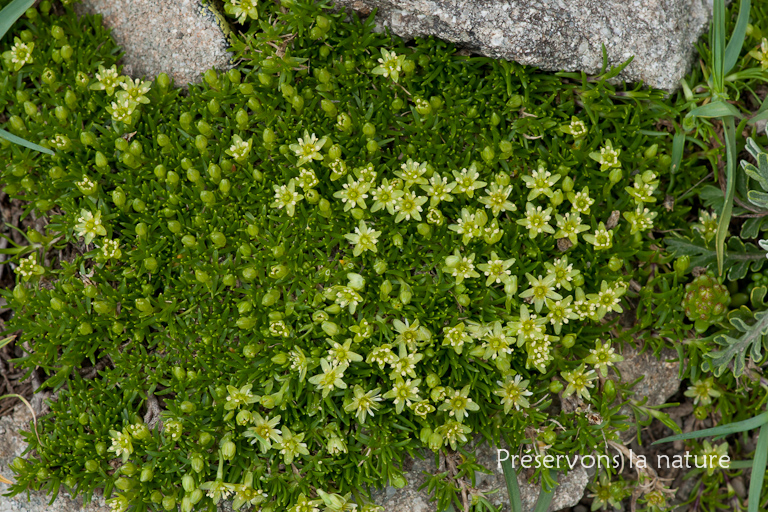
[666,235,765,281]
[702,307,768,377]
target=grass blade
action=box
[670,132,685,175]
[712,0,726,93]
[716,116,736,275]
[728,459,754,469]
[653,411,768,444]
[0,129,54,155]
[533,471,558,512]
[748,423,768,512]
[501,458,523,512]
[0,0,35,39]
[687,101,743,119]
[724,0,751,74]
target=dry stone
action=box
[334,0,711,91]
[75,0,232,86]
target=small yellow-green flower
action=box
[226,134,253,162]
[74,209,107,245]
[344,219,381,256]
[372,48,407,82]
[290,130,327,166]
[383,378,421,414]
[308,359,348,398]
[583,222,613,250]
[271,179,303,217]
[15,254,44,281]
[590,139,621,170]
[749,38,768,70]
[244,413,282,452]
[276,427,309,464]
[519,273,562,313]
[585,340,624,377]
[684,377,721,406]
[521,164,560,200]
[225,0,258,23]
[452,164,487,198]
[568,187,595,214]
[91,65,122,95]
[516,203,554,239]
[477,252,515,286]
[344,385,382,424]
[334,176,370,211]
[7,38,34,71]
[494,374,533,413]
[561,364,597,401]
[439,385,479,422]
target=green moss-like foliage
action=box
[0,0,697,510]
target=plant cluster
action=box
[3,0,766,511]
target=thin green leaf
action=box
[728,459,754,469]
[687,101,742,119]
[652,411,768,444]
[0,0,35,39]
[717,116,737,275]
[748,423,768,512]
[712,0,726,94]
[533,474,557,512]
[0,128,54,156]
[0,336,14,350]
[501,458,523,512]
[724,0,751,74]
[670,132,685,174]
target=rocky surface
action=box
[334,0,710,91]
[75,0,232,86]
[370,440,589,512]
[0,404,110,512]
[615,345,683,442]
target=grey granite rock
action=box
[0,405,110,512]
[370,440,588,512]
[75,0,232,86]
[615,345,682,441]
[334,0,711,91]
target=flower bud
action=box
[115,477,135,491]
[674,255,690,277]
[644,144,658,159]
[140,467,154,482]
[162,495,176,511]
[181,473,196,492]
[322,321,340,336]
[399,282,413,305]
[221,440,236,460]
[380,280,393,300]
[236,409,253,425]
[347,273,365,290]
[85,460,99,472]
[609,168,623,184]
[392,233,403,247]
[561,334,576,349]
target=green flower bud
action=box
[237,316,257,330]
[644,144,658,159]
[236,410,252,425]
[210,231,226,247]
[336,112,352,131]
[180,401,196,413]
[85,460,99,472]
[181,235,196,247]
[194,270,210,284]
[221,440,236,460]
[262,288,280,306]
[162,495,176,511]
[347,273,365,290]
[561,335,576,349]
[603,379,617,402]
[674,255,690,277]
[374,260,388,274]
[380,280,393,300]
[549,380,564,393]
[51,25,65,39]
[609,168,623,184]
[115,477,135,491]
[392,233,403,247]
[182,474,196,492]
[167,170,179,187]
[136,222,148,238]
[608,256,623,272]
[199,431,213,447]
[121,462,138,476]
[50,297,64,311]
[322,321,340,336]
